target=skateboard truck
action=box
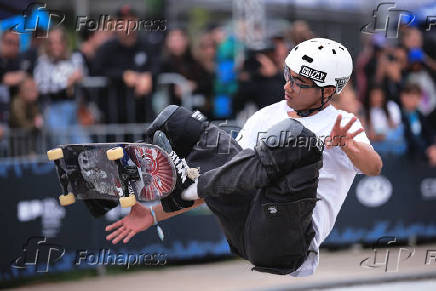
[47,148,76,206]
[107,147,139,208]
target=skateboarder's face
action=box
[283,68,335,112]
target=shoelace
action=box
[169,151,200,183]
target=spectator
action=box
[401,27,436,115]
[235,42,284,112]
[364,85,402,138]
[93,5,153,123]
[288,20,314,46]
[363,84,405,154]
[191,32,216,118]
[0,30,26,97]
[376,46,408,105]
[404,48,436,116]
[271,35,289,70]
[161,28,201,106]
[33,26,88,145]
[356,34,388,102]
[9,76,43,156]
[402,26,423,51]
[73,29,112,126]
[400,83,436,164]
[73,29,112,76]
[20,28,46,75]
[332,83,363,117]
[9,76,42,129]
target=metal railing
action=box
[0,72,211,162]
[1,123,149,162]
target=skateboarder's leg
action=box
[203,193,253,259]
[145,105,269,191]
[147,106,321,273]
[146,106,323,199]
[199,158,320,274]
[196,117,323,199]
[242,166,319,275]
[199,140,321,274]
[185,113,323,274]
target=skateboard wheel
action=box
[59,193,76,206]
[119,195,136,208]
[47,148,64,161]
[107,147,124,160]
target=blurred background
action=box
[1,0,436,290]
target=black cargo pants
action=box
[183,117,323,275]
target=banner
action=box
[0,161,229,283]
[326,157,436,244]
[1,156,436,282]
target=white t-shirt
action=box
[236,100,371,277]
[370,101,401,135]
[34,54,83,94]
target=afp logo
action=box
[10,2,65,38]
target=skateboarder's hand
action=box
[105,203,153,244]
[326,115,364,150]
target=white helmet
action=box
[285,38,353,94]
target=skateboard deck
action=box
[47,143,176,207]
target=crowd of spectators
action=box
[0,6,435,164]
[350,25,436,166]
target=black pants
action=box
[184,122,320,275]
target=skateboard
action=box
[47,143,177,208]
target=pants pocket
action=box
[244,195,317,274]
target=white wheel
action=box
[47,148,64,161]
[59,193,75,206]
[107,147,124,160]
[119,195,136,208]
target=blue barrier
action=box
[0,161,229,283]
[1,156,436,282]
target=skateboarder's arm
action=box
[155,198,205,222]
[106,199,205,244]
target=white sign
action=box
[356,176,393,207]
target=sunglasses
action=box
[284,66,319,89]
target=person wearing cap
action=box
[105,38,383,276]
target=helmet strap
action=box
[296,88,334,117]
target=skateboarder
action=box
[105,38,383,276]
